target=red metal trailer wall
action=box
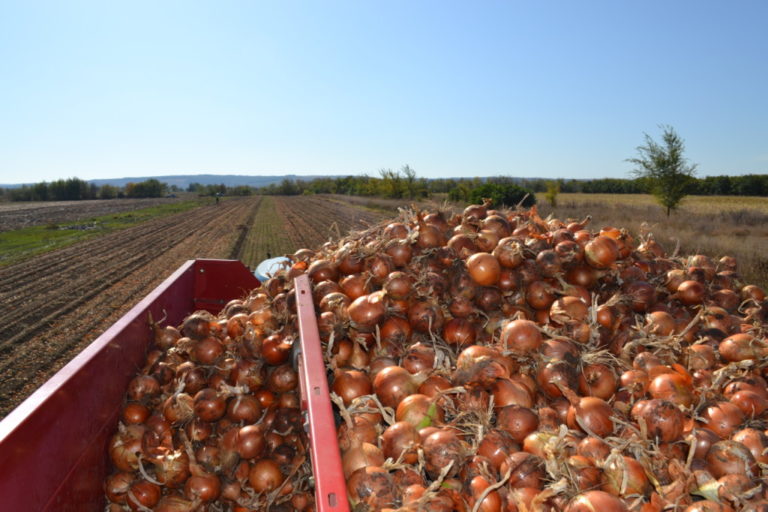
[0,260,259,511]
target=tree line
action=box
[0,178,173,201]
[2,170,767,204]
[254,172,768,198]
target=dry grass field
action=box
[537,193,768,288]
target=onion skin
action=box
[567,396,614,438]
[333,368,372,405]
[500,319,542,354]
[346,466,396,510]
[719,333,767,362]
[347,291,387,331]
[127,480,161,510]
[706,440,758,479]
[373,365,422,409]
[469,475,503,512]
[631,399,684,442]
[248,458,285,493]
[584,236,619,269]
[381,421,421,464]
[601,455,649,497]
[422,428,466,478]
[466,252,501,286]
[497,405,539,443]
[732,427,768,464]
[566,490,628,512]
[700,401,745,439]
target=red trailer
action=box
[0,259,349,512]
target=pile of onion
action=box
[104,298,314,511]
[294,203,768,511]
[106,201,768,512]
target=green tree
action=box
[627,126,697,216]
[99,184,119,199]
[544,180,560,207]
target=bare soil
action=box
[0,195,395,419]
[0,197,188,232]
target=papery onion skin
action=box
[631,398,684,442]
[466,252,501,286]
[566,490,628,512]
[705,440,758,479]
[248,458,286,493]
[373,365,421,409]
[500,319,542,354]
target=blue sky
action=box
[1,1,766,184]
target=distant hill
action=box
[1,174,348,189]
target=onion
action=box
[500,319,542,354]
[342,441,385,480]
[127,480,161,510]
[578,363,617,400]
[454,345,510,388]
[501,451,545,489]
[308,259,338,283]
[235,424,267,459]
[193,388,226,422]
[373,365,424,409]
[385,239,412,267]
[648,371,693,407]
[346,466,396,509]
[407,299,444,333]
[181,312,213,340]
[422,428,466,478]
[191,336,223,365]
[184,473,220,503]
[493,237,525,269]
[497,405,539,443]
[248,458,285,493]
[631,398,684,442]
[535,249,562,278]
[105,471,135,504]
[127,375,161,402]
[550,296,589,325]
[566,396,614,437]
[525,280,556,310]
[347,291,387,331]
[333,368,372,405]
[706,440,758,479]
[719,333,767,362]
[700,401,745,438]
[491,377,534,409]
[566,491,628,512]
[601,455,649,497]
[676,280,706,305]
[466,252,501,286]
[469,475,503,512]
[381,421,420,464]
[442,317,476,346]
[729,389,768,417]
[584,236,619,269]
[731,427,768,465]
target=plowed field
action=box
[0,195,390,418]
[0,197,186,232]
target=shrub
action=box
[467,183,536,208]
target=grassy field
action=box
[536,193,768,288]
[0,199,206,266]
